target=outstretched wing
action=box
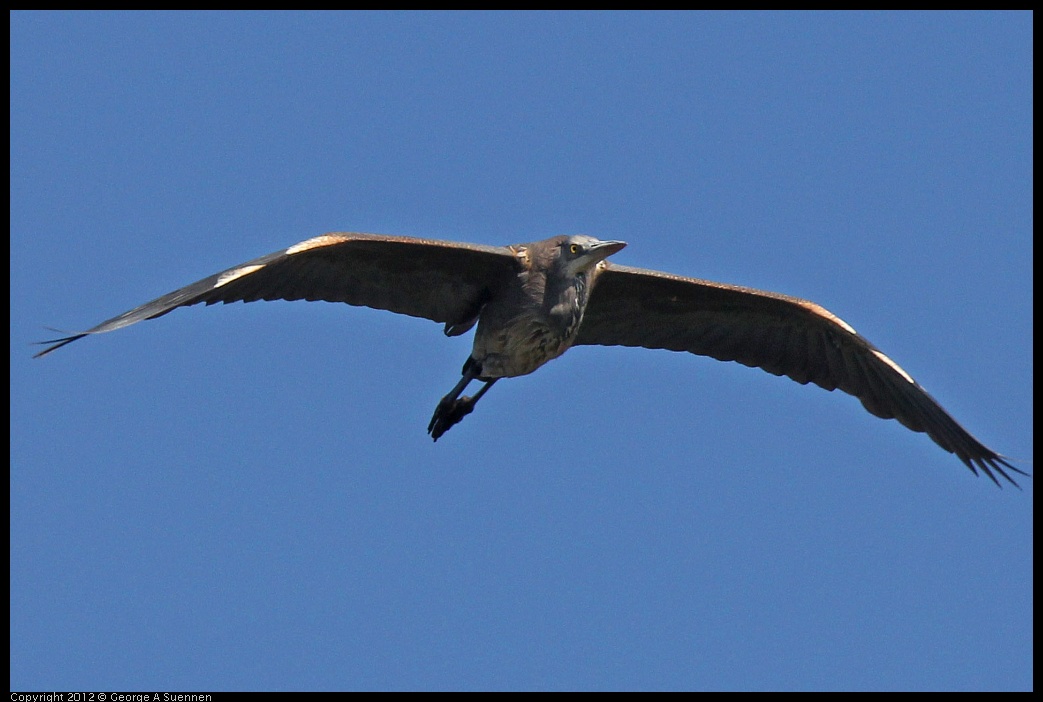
[577,264,1025,487]
[34,232,518,358]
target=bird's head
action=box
[551,235,627,280]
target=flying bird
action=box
[35,232,1024,487]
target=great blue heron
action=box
[35,232,1024,487]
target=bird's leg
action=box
[428,360,497,441]
[430,379,498,442]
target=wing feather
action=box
[34,232,517,357]
[577,264,1025,486]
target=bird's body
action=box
[35,231,1025,487]
[426,235,624,437]
[469,235,621,379]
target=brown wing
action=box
[34,232,518,358]
[576,264,1025,487]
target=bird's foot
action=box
[427,395,477,441]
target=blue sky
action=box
[11,11,1032,691]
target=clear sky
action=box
[11,11,1032,692]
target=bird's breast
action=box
[469,269,592,379]
[472,314,577,378]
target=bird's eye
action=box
[569,244,581,255]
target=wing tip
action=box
[32,333,89,358]
[960,452,1030,489]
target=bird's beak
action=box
[589,240,627,262]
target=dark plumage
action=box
[35,231,1025,487]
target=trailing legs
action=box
[427,357,498,441]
